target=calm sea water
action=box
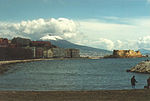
[0,58,150,91]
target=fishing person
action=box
[131,76,137,88]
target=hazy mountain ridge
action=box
[49,39,112,57]
[138,49,150,55]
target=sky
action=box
[0,0,150,50]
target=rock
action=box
[127,61,150,74]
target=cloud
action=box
[86,38,114,50]
[0,18,82,42]
[97,38,114,50]
[79,19,135,31]
[40,34,63,40]
[76,17,150,50]
[1,17,150,51]
[89,36,150,51]
[78,19,138,41]
[138,36,150,48]
[87,38,138,51]
[147,0,150,3]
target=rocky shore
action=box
[127,60,150,73]
[0,90,150,101]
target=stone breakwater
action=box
[127,61,150,73]
[0,58,53,65]
[0,59,53,74]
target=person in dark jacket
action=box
[131,76,137,88]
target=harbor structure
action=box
[105,50,143,58]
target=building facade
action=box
[31,41,52,48]
[11,37,31,47]
[43,49,53,58]
[0,47,33,60]
[0,38,9,47]
[51,48,66,58]
[65,49,80,58]
[0,37,81,60]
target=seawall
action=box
[0,58,53,65]
[0,58,53,74]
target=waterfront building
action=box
[0,38,9,47]
[0,47,33,60]
[43,49,53,58]
[31,41,52,48]
[35,47,44,58]
[65,49,80,58]
[11,37,31,47]
[51,48,66,58]
[0,37,81,60]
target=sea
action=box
[0,57,150,91]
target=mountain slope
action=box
[50,39,112,57]
[138,49,150,55]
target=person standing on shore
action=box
[131,76,137,88]
[147,77,150,89]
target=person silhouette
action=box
[131,76,137,88]
[147,77,150,89]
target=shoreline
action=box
[0,89,150,101]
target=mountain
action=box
[40,34,112,57]
[138,49,150,55]
[49,39,112,57]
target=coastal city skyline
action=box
[0,1,150,100]
[0,0,150,50]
